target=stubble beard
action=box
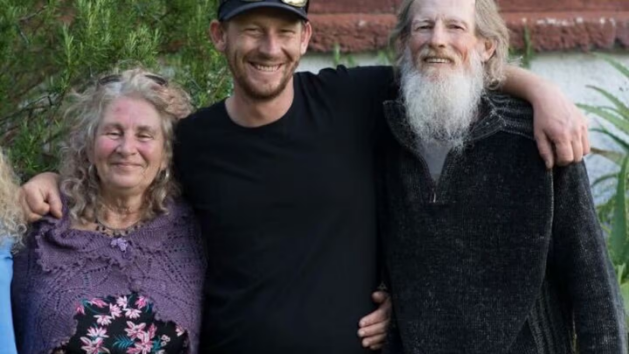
[400,46,486,151]
[227,44,299,101]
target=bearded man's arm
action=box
[501,65,589,169]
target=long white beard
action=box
[400,47,485,151]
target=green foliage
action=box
[332,43,357,68]
[509,27,534,69]
[376,48,394,66]
[580,53,629,319]
[332,43,392,68]
[0,0,231,178]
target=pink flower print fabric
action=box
[54,293,188,354]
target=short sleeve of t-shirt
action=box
[299,65,396,135]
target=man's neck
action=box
[226,78,295,128]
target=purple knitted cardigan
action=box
[11,199,207,354]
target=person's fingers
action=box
[567,113,584,163]
[359,306,387,328]
[358,320,388,338]
[372,290,389,304]
[572,136,584,163]
[18,190,34,222]
[359,291,391,327]
[22,202,47,222]
[554,139,574,166]
[573,104,591,156]
[534,133,554,170]
[24,207,46,223]
[357,291,391,349]
[21,187,49,221]
[582,123,591,156]
[362,333,386,349]
[20,172,63,221]
[47,190,63,219]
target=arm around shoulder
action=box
[502,65,589,169]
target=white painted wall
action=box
[299,52,629,200]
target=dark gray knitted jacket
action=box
[379,93,627,354]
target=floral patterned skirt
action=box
[54,293,188,354]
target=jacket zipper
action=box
[416,151,439,203]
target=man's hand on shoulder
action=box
[502,66,590,169]
[20,172,63,222]
[531,82,590,169]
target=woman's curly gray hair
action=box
[60,68,193,224]
[0,149,25,248]
[389,0,510,89]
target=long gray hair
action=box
[60,68,192,224]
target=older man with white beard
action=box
[378,0,627,353]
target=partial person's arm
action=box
[552,162,626,353]
[0,238,18,354]
[20,172,62,222]
[502,66,589,169]
[358,290,391,350]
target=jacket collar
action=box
[383,92,506,157]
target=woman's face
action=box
[92,96,166,197]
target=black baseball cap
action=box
[218,0,310,22]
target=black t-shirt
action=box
[174,66,395,354]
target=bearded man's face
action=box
[400,0,495,149]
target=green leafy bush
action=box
[579,54,629,316]
[0,0,231,178]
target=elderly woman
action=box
[0,150,24,354]
[12,69,206,354]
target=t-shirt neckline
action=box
[221,75,300,132]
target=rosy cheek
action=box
[93,138,119,159]
[408,36,425,51]
[137,141,165,161]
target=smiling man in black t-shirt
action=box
[177,1,393,352]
